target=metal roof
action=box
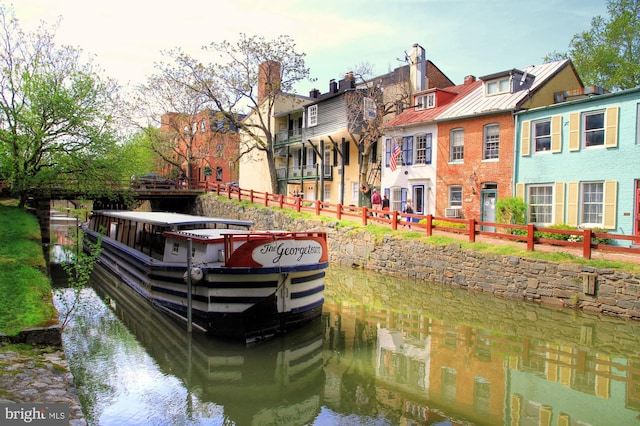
[92,211,254,228]
[436,60,571,121]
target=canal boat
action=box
[82,210,328,342]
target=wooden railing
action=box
[40,178,640,260]
[198,181,640,261]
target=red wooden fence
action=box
[196,181,639,261]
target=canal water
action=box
[50,216,640,425]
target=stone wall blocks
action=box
[195,198,640,323]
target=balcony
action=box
[276,127,303,145]
[277,165,326,180]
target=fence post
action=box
[469,218,476,242]
[426,214,433,236]
[337,204,342,220]
[392,211,398,230]
[583,228,592,259]
[527,223,535,251]
[250,189,254,204]
[362,207,369,226]
[264,192,269,207]
[296,198,301,212]
[315,200,320,216]
[278,194,284,209]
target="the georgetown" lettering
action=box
[258,241,322,264]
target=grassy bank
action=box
[0,201,57,336]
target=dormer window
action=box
[486,77,510,95]
[416,93,435,110]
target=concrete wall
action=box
[194,194,640,320]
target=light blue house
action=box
[514,86,640,245]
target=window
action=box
[323,183,331,200]
[200,119,206,133]
[483,124,500,160]
[216,167,223,181]
[450,128,464,162]
[351,182,359,203]
[415,134,432,165]
[402,136,413,166]
[416,93,435,110]
[637,103,640,144]
[528,185,553,224]
[533,119,551,152]
[323,149,331,177]
[172,242,180,254]
[449,186,462,208]
[581,182,604,226]
[363,97,376,120]
[307,105,318,127]
[486,77,510,95]
[583,110,605,147]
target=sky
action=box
[9,0,609,95]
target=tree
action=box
[345,63,411,205]
[132,72,218,183]
[0,7,123,207]
[155,33,313,192]
[545,0,640,91]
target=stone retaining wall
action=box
[194,194,640,320]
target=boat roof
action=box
[92,210,254,228]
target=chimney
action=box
[339,72,355,90]
[258,61,281,104]
[329,79,338,93]
[409,43,426,93]
[309,88,320,98]
[464,75,476,85]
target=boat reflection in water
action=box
[81,264,326,425]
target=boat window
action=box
[172,242,180,255]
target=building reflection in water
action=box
[322,265,640,425]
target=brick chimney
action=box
[464,75,476,85]
[258,61,281,104]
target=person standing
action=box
[371,188,382,217]
[382,194,390,218]
[403,199,414,228]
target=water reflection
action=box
[56,265,325,426]
[51,214,640,425]
[323,267,640,425]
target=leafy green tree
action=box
[495,197,527,226]
[545,0,640,91]
[155,33,313,192]
[0,7,123,207]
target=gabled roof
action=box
[383,59,575,129]
[383,80,481,129]
[437,59,572,120]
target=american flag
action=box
[390,139,401,171]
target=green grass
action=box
[0,203,56,336]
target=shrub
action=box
[433,219,466,229]
[536,224,578,241]
[496,197,526,234]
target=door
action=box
[481,189,497,232]
[412,184,425,215]
[635,183,640,245]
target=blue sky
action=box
[10,0,608,94]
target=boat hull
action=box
[84,229,327,342]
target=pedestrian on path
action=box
[371,188,382,217]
